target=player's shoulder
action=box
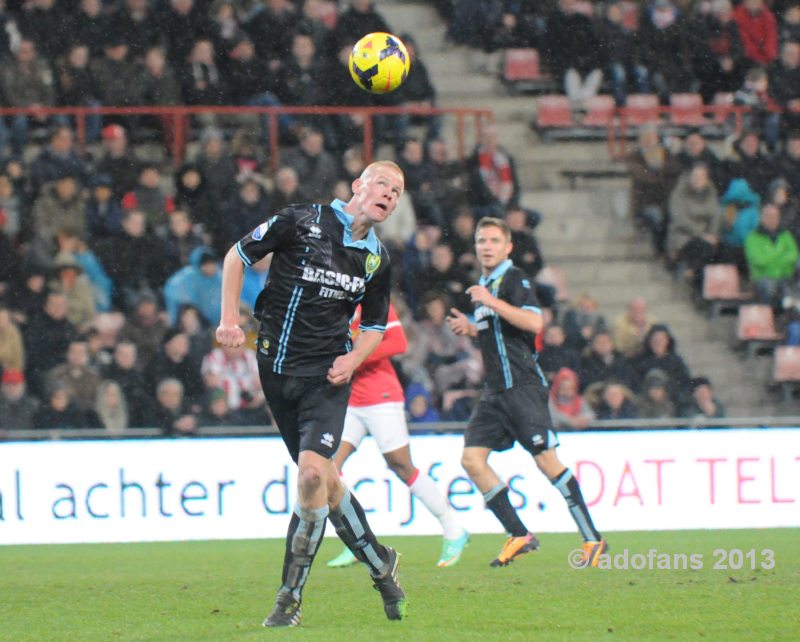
[503,264,532,288]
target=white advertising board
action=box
[1,429,798,545]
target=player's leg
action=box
[327,408,367,568]
[534,447,607,566]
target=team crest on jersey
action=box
[308,224,322,239]
[365,253,381,276]
[252,215,277,241]
[261,339,270,350]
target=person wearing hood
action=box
[719,176,761,248]
[638,368,677,419]
[744,202,799,305]
[174,163,214,232]
[405,381,440,423]
[548,367,595,431]
[632,324,692,408]
[722,129,775,197]
[163,246,223,326]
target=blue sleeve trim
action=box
[236,242,253,266]
[358,324,387,333]
[522,305,542,315]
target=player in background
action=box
[216,161,407,627]
[447,217,607,568]
[327,302,470,569]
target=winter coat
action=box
[163,246,223,325]
[744,225,799,281]
[719,178,761,246]
[733,4,777,66]
[32,184,87,242]
[667,172,721,256]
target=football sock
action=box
[279,504,328,602]
[329,487,389,576]
[484,484,529,537]
[551,468,602,542]
[407,468,464,540]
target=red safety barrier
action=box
[0,105,493,169]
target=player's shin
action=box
[279,504,329,601]
[551,468,602,542]
[328,487,389,576]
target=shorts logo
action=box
[308,224,322,239]
[532,434,544,445]
[521,279,531,289]
[365,253,381,276]
[252,215,277,241]
[321,432,334,448]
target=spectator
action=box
[139,46,182,154]
[689,0,744,103]
[397,137,443,227]
[767,177,800,244]
[152,377,198,436]
[122,163,173,231]
[17,0,69,63]
[768,40,800,133]
[777,129,800,199]
[638,0,694,102]
[599,0,648,106]
[592,381,640,421]
[199,386,239,426]
[419,243,471,311]
[400,225,437,315]
[542,0,605,111]
[577,328,636,392]
[744,202,799,305]
[29,126,89,197]
[158,209,204,275]
[637,368,676,419]
[0,305,24,371]
[734,66,780,150]
[0,2,20,62]
[96,124,140,199]
[195,128,238,220]
[89,35,144,112]
[69,0,111,59]
[332,0,391,54]
[270,165,308,212]
[677,130,724,191]
[46,338,102,416]
[686,376,726,418]
[276,31,325,125]
[32,175,86,253]
[55,45,102,144]
[405,381,440,423]
[103,340,153,427]
[538,323,581,382]
[282,127,341,202]
[465,122,520,218]
[145,328,204,408]
[117,291,168,370]
[723,130,775,197]
[33,382,85,429]
[0,174,21,241]
[548,367,595,430]
[218,178,270,253]
[427,137,468,215]
[179,39,229,110]
[393,34,441,141]
[110,0,164,62]
[49,253,95,331]
[23,292,77,397]
[162,0,214,67]
[626,123,682,254]
[632,324,692,408]
[562,293,606,353]
[780,2,800,44]
[209,0,244,65]
[613,297,657,359]
[86,174,124,240]
[163,246,222,326]
[719,177,761,253]
[200,342,265,424]
[0,368,40,432]
[174,163,214,233]
[240,0,299,63]
[95,209,168,311]
[733,0,778,68]
[86,380,129,434]
[7,264,47,328]
[176,303,214,363]
[0,39,59,157]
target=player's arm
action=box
[466,283,543,334]
[216,246,246,347]
[328,330,384,385]
[361,311,407,364]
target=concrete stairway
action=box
[375,0,785,417]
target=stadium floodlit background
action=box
[1,0,799,640]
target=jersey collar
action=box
[479,259,513,286]
[330,199,380,253]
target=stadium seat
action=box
[773,345,800,401]
[736,304,783,358]
[536,266,569,303]
[669,93,706,127]
[712,92,735,124]
[702,264,749,318]
[502,48,542,83]
[622,94,660,127]
[536,95,575,129]
[583,95,616,127]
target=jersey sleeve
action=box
[235,208,297,266]
[361,304,408,364]
[358,251,391,333]
[503,268,542,314]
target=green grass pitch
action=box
[1,529,797,641]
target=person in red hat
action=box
[0,368,40,432]
[96,124,141,198]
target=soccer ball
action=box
[349,32,410,94]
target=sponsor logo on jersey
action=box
[301,266,365,293]
[365,253,381,276]
[252,215,277,241]
[262,339,270,350]
[308,224,322,239]
[474,304,497,321]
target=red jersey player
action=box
[328,303,469,568]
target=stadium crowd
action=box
[5,0,794,436]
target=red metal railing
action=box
[0,105,494,169]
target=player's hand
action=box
[447,307,472,336]
[328,353,357,386]
[466,285,495,308]
[216,323,245,348]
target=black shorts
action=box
[465,382,559,456]
[258,361,350,463]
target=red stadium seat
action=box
[536,95,575,128]
[773,345,800,400]
[713,92,735,124]
[702,264,749,318]
[583,95,616,127]
[736,304,783,357]
[623,94,660,126]
[669,93,706,127]
[536,266,569,303]
[502,48,542,82]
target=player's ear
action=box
[351,177,363,195]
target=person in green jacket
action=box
[744,203,800,305]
